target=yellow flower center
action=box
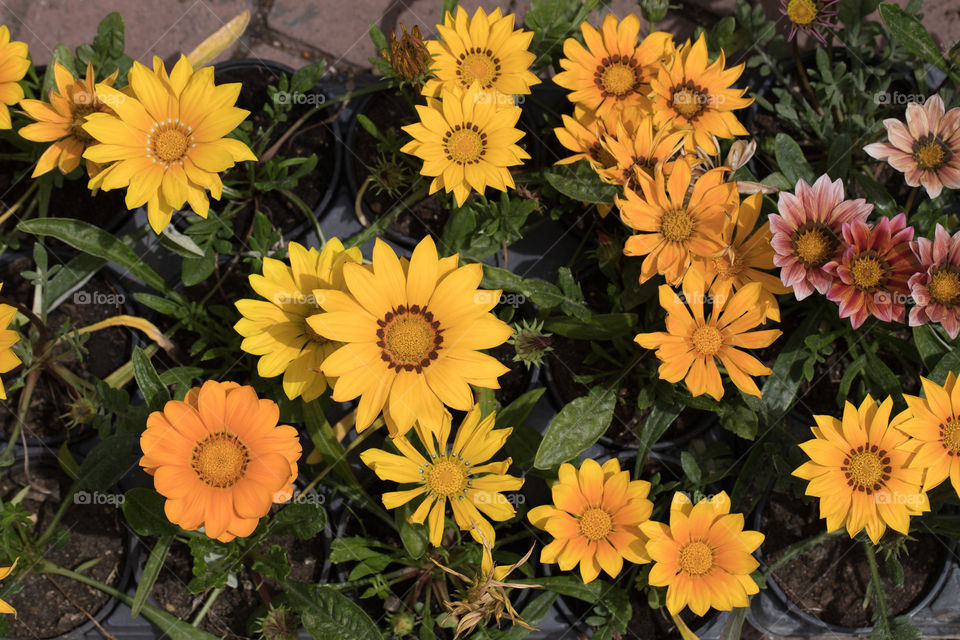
[912,134,951,171]
[791,223,837,268]
[940,418,960,455]
[678,540,714,576]
[671,81,709,120]
[458,48,501,89]
[842,445,891,494]
[593,56,641,98]
[713,254,744,280]
[444,123,486,166]
[191,431,251,489]
[928,267,960,307]
[148,119,194,166]
[786,0,819,26]
[424,456,469,499]
[578,507,613,541]
[850,250,890,292]
[692,324,723,356]
[660,208,694,242]
[378,305,442,372]
[71,103,99,143]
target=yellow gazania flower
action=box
[641,492,764,616]
[596,115,688,190]
[140,380,302,543]
[0,283,21,401]
[310,236,514,437]
[691,192,790,322]
[18,62,118,177]
[527,458,653,584]
[899,374,960,495]
[0,558,17,616]
[401,84,529,207]
[0,25,28,129]
[359,404,523,547]
[422,7,539,100]
[83,55,257,233]
[650,34,753,156]
[635,271,781,400]
[553,108,614,169]
[793,395,929,544]
[553,14,674,122]
[618,164,737,286]
[234,239,362,402]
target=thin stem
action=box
[904,186,918,215]
[863,539,890,622]
[300,427,377,496]
[0,368,39,466]
[322,566,420,591]
[0,181,39,227]
[191,586,223,627]
[792,40,822,115]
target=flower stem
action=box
[904,186,919,215]
[191,586,223,627]
[0,181,39,228]
[862,539,891,623]
[792,40,822,115]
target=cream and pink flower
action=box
[908,224,960,338]
[769,175,872,300]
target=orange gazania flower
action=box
[18,62,118,177]
[0,557,17,615]
[553,15,673,122]
[900,374,960,496]
[793,395,929,543]
[553,109,614,169]
[596,115,688,191]
[618,164,738,285]
[0,25,28,130]
[140,380,302,542]
[0,283,21,401]
[635,271,781,400]
[527,458,653,584]
[641,491,764,616]
[650,34,753,156]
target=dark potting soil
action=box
[761,491,943,628]
[0,463,126,639]
[350,90,447,241]
[488,342,532,407]
[0,257,132,438]
[214,64,336,240]
[625,589,716,640]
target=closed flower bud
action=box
[383,24,431,80]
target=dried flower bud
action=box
[382,24,432,80]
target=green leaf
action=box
[826,134,852,180]
[637,404,682,466]
[879,3,955,78]
[17,218,176,297]
[42,45,78,103]
[774,133,814,187]
[159,225,205,258]
[544,161,618,204]
[131,535,172,617]
[132,347,170,412]
[912,325,948,369]
[282,583,381,640]
[134,292,182,317]
[721,403,759,440]
[181,247,216,287]
[368,23,388,53]
[122,488,179,537]
[854,171,897,216]
[270,500,327,540]
[719,607,749,640]
[495,387,546,428]
[534,387,616,469]
[543,313,636,340]
[864,348,901,401]
[928,350,960,385]
[45,253,107,310]
[395,501,428,559]
[74,434,136,492]
[680,451,702,485]
[93,12,125,60]
[761,306,823,423]
[302,401,360,488]
[513,575,606,602]
[498,591,558,640]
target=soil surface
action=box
[761,491,944,628]
[626,590,717,639]
[489,342,533,408]
[0,462,127,639]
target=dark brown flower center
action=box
[670,80,710,120]
[941,418,960,455]
[842,444,890,493]
[377,304,443,372]
[912,134,952,171]
[444,122,486,165]
[593,55,643,98]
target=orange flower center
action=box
[928,267,960,307]
[678,540,714,576]
[148,119,193,166]
[594,56,641,98]
[588,142,617,168]
[786,0,818,26]
[444,123,486,166]
[842,445,891,494]
[850,250,890,292]
[191,431,251,489]
[713,254,744,280]
[790,223,837,268]
[692,324,723,356]
[458,48,500,89]
[578,507,613,541]
[378,305,442,372]
[423,456,469,499]
[912,134,951,171]
[660,208,694,242]
[671,81,709,120]
[940,418,960,455]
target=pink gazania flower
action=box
[863,95,960,198]
[779,0,840,45]
[908,224,960,338]
[769,175,873,300]
[824,214,918,329]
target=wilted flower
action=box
[382,24,431,81]
[779,0,840,44]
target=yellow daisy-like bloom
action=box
[422,7,539,101]
[618,164,737,286]
[18,62,118,177]
[640,492,764,616]
[140,380,302,543]
[553,14,674,122]
[401,84,529,206]
[527,458,653,584]
[793,395,929,544]
[635,271,781,400]
[0,558,17,616]
[596,115,688,190]
[692,192,790,322]
[899,374,960,495]
[0,25,28,130]
[360,404,523,547]
[234,239,362,402]
[650,34,753,156]
[0,283,21,401]
[310,236,514,437]
[83,55,257,233]
[553,108,614,169]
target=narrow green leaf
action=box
[302,401,360,489]
[132,346,170,412]
[499,591,558,640]
[543,313,636,340]
[495,387,546,429]
[774,133,814,187]
[544,161,618,203]
[637,404,682,466]
[122,488,179,537]
[534,387,616,469]
[879,3,954,77]
[131,535,172,618]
